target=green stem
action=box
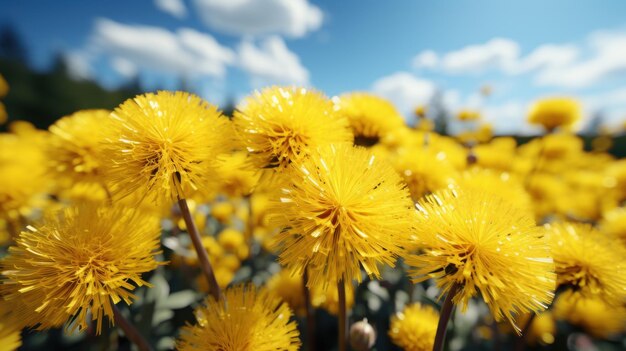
[113,304,152,351]
[433,283,461,351]
[303,268,316,351]
[178,198,222,301]
[338,279,348,351]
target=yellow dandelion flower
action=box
[524,173,568,220]
[176,285,301,351]
[335,93,405,146]
[215,151,260,197]
[0,75,7,98]
[553,290,626,339]
[214,267,234,289]
[502,311,556,345]
[605,159,626,199]
[528,97,581,132]
[405,188,556,331]
[0,301,21,351]
[0,80,7,126]
[591,134,613,152]
[414,118,434,132]
[459,124,493,143]
[255,227,274,253]
[55,181,108,205]
[395,132,467,171]
[184,236,223,267]
[388,303,439,351]
[0,132,49,239]
[540,133,583,160]
[454,130,475,145]
[0,103,6,125]
[524,312,556,345]
[234,86,352,169]
[544,222,626,305]
[393,148,459,202]
[458,168,532,211]
[430,135,468,170]
[600,206,626,244]
[0,328,20,351]
[211,201,235,223]
[476,123,493,142]
[217,228,245,253]
[379,125,413,149]
[555,188,602,222]
[266,269,306,316]
[456,109,481,121]
[271,144,415,288]
[473,137,517,172]
[1,204,161,334]
[311,280,355,316]
[217,254,241,272]
[414,105,428,119]
[103,91,232,204]
[48,109,111,188]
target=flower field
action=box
[0,75,625,351]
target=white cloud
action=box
[63,51,93,80]
[370,72,436,116]
[111,57,138,78]
[536,30,626,88]
[412,29,626,89]
[178,28,236,66]
[413,38,520,74]
[585,87,626,110]
[193,0,323,38]
[442,38,519,74]
[237,36,309,86]
[91,19,234,78]
[155,0,187,19]
[511,44,579,74]
[412,50,438,69]
[440,89,486,113]
[411,39,576,76]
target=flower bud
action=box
[349,318,376,351]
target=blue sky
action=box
[3,0,626,134]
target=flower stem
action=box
[245,194,255,260]
[433,283,461,351]
[178,198,222,301]
[303,268,316,351]
[113,304,153,351]
[338,279,348,351]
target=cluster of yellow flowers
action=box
[0,74,624,351]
